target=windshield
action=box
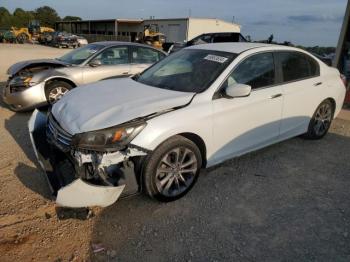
[135,49,236,93]
[57,44,104,65]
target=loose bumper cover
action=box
[3,82,47,111]
[28,109,146,208]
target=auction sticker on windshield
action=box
[204,54,228,63]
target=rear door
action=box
[129,46,166,75]
[276,51,323,138]
[82,46,130,84]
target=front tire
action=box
[304,100,334,139]
[45,81,72,104]
[143,135,202,202]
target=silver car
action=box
[3,42,166,111]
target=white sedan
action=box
[29,43,346,207]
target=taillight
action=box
[340,74,347,89]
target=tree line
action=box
[0,6,81,29]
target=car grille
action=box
[47,113,73,151]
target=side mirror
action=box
[225,83,251,98]
[89,59,102,67]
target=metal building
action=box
[55,17,241,43]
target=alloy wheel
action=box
[155,147,198,197]
[313,102,332,136]
[48,86,69,103]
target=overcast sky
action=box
[1,0,348,46]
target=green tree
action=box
[63,16,82,21]
[0,6,12,29]
[13,8,34,27]
[34,6,60,28]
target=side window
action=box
[226,52,275,89]
[132,47,163,64]
[94,46,129,65]
[279,52,319,82]
[213,33,239,43]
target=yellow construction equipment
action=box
[137,24,166,50]
[11,20,54,43]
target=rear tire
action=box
[45,81,73,104]
[143,135,202,202]
[303,99,334,139]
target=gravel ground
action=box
[0,44,350,261]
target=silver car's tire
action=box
[45,81,72,104]
[143,135,202,202]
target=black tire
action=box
[143,135,202,202]
[16,33,28,44]
[303,99,334,140]
[45,81,73,104]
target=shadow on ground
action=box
[90,128,350,261]
[1,83,51,199]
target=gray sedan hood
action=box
[52,78,195,135]
[7,59,68,76]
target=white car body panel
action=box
[52,78,194,135]
[210,86,283,165]
[56,179,125,208]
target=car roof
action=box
[188,42,292,54]
[89,41,167,54]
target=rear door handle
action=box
[314,82,322,86]
[269,94,282,99]
[122,72,129,75]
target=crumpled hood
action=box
[52,78,195,135]
[7,59,68,76]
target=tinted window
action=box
[227,52,275,89]
[213,33,240,43]
[132,47,164,64]
[94,46,129,65]
[279,52,319,82]
[189,34,212,45]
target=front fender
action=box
[131,103,213,158]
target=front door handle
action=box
[269,93,282,99]
[314,82,322,86]
[122,72,129,75]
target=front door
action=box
[82,46,131,84]
[211,52,283,164]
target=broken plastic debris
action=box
[92,243,105,253]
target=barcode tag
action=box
[204,54,228,63]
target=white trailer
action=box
[143,17,241,43]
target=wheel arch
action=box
[326,97,336,114]
[177,132,207,168]
[44,77,77,90]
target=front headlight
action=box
[9,75,34,87]
[72,120,146,151]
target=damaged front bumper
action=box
[28,110,147,208]
[3,81,47,111]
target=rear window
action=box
[278,52,319,83]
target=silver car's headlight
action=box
[72,120,146,151]
[9,75,35,88]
